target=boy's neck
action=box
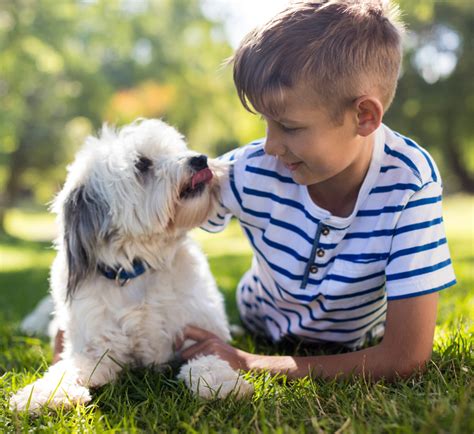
[307,134,375,218]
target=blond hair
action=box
[232,0,405,122]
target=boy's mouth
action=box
[284,162,302,171]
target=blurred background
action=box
[0,0,473,228]
[0,1,472,324]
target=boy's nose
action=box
[264,130,286,157]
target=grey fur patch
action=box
[63,185,110,299]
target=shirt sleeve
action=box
[385,181,457,300]
[200,199,233,233]
[200,147,242,233]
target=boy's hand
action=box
[176,292,439,380]
[176,326,256,371]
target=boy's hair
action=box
[232,0,405,123]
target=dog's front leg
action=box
[71,349,124,388]
[9,359,91,413]
[177,355,253,399]
[10,351,121,413]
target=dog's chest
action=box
[99,277,179,365]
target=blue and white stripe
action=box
[202,125,456,347]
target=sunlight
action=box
[201,0,290,47]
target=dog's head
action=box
[52,119,227,298]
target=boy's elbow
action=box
[381,342,433,380]
[392,353,431,379]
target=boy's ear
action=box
[353,96,383,137]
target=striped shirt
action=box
[202,124,456,348]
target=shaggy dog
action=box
[10,119,252,413]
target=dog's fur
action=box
[10,119,252,413]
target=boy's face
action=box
[261,84,368,187]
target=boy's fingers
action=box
[182,325,218,342]
[174,335,184,351]
[180,340,213,361]
[174,326,218,351]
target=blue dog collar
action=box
[98,260,147,286]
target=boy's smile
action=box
[261,84,377,216]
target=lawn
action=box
[0,195,473,433]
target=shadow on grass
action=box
[0,233,52,323]
[207,253,252,322]
[455,255,474,264]
[0,267,50,322]
[0,232,53,251]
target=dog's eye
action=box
[135,157,153,173]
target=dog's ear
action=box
[63,185,109,299]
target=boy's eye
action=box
[280,124,301,133]
[260,114,302,133]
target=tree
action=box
[0,0,255,233]
[0,0,111,231]
[386,0,474,192]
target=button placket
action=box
[318,225,332,261]
[301,223,325,289]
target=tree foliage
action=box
[387,0,474,192]
[0,0,264,231]
[0,0,472,232]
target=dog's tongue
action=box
[191,168,213,189]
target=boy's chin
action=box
[290,164,340,187]
[290,169,326,186]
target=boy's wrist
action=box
[241,351,262,371]
[244,353,301,376]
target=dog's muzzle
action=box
[189,155,208,171]
[180,155,213,199]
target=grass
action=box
[0,195,473,433]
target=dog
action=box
[10,119,252,413]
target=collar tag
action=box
[115,267,131,286]
[98,260,147,286]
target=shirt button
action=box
[316,248,325,258]
[309,264,318,273]
[321,226,330,236]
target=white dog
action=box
[10,119,252,413]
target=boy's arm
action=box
[269,292,438,380]
[178,292,439,380]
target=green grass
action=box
[1,195,473,433]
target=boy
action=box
[177,0,456,380]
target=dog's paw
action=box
[9,378,91,413]
[178,355,253,399]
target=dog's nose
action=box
[189,155,208,171]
